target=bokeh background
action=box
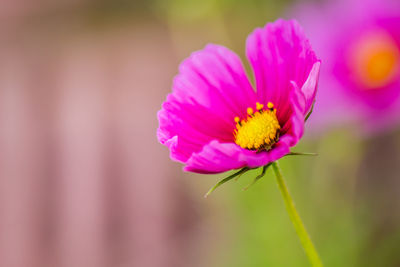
[1,0,400,266]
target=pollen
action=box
[233,102,280,151]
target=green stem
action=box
[271,162,323,267]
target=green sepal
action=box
[242,163,271,190]
[304,101,315,122]
[234,170,246,181]
[204,167,250,198]
[286,152,318,157]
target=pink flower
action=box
[157,19,320,174]
[293,0,400,133]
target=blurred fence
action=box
[0,15,207,266]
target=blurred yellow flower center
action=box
[351,31,400,89]
[233,102,280,151]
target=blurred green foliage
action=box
[199,132,366,267]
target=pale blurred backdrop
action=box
[1,0,400,267]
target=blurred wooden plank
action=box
[53,44,109,267]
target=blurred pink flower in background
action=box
[293,0,400,133]
[158,19,320,174]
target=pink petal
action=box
[301,61,321,114]
[184,140,290,174]
[180,80,305,174]
[158,44,256,163]
[279,81,306,147]
[246,19,319,118]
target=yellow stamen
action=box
[256,102,264,110]
[234,103,280,151]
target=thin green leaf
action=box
[286,152,318,157]
[242,164,271,191]
[204,167,250,198]
[234,171,246,182]
[304,101,315,122]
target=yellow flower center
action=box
[233,102,280,151]
[350,30,400,89]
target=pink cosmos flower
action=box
[293,0,400,133]
[157,19,320,174]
